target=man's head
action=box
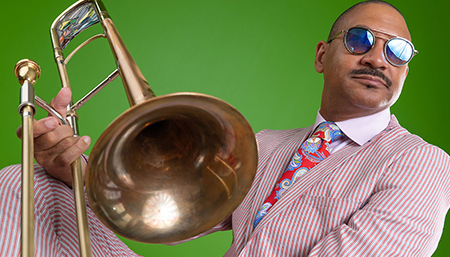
[314,1,414,121]
[326,1,404,42]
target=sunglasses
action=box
[327,27,418,66]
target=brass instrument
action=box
[15,59,41,257]
[16,0,257,256]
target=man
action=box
[195,2,449,256]
[1,0,449,256]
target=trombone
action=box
[15,0,257,256]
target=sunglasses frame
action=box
[328,26,418,66]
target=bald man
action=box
[196,1,450,256]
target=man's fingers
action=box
[50,87,72,118]
[34,124,75,151]
[33,117,59,138]
[53,136,91,168]
[35,135,91,186]
[16,117,59,139]
[35,135,91,169]
[38,135,91,171]
[16,125,22,139]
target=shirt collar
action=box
[313,109,391,146]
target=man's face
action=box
[315,3,411,121]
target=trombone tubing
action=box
[21,105,35,257]
[49,1,94,256]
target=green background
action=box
[1,0,449,256]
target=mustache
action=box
[349,68,392,88]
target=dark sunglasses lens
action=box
[345,28,374,54]
[386,39,413,65]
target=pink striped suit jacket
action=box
[207,115,450,256]
[0,164,139,256]
[1,115,449,256]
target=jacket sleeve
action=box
[0,164,141,256]
[308,145,450,256]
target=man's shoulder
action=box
[377,121,450,161]
[255,127,309,141]
[254,127,310,153]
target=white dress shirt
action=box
[312,109,391,153]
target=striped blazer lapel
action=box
[251,141,363,235]
[242,126,312,236]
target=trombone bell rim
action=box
[86,92,258,243]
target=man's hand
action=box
[16,88,91,187]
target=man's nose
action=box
[360,39,389,69]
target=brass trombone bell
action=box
[87,93,257,243]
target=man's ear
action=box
[314,40,328,73]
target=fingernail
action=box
[45,119,57,128]
[83,136,91,144]
[61,87,71,97]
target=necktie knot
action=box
[311,121,344,143]
[301,121,343,159]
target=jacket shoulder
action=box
[255,127,308,153]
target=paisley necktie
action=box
[253,121,344,227]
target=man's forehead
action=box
[339,3,411,40]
